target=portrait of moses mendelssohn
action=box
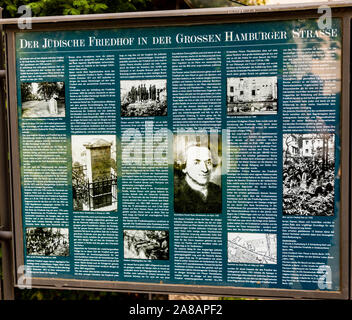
[174,136,222,214]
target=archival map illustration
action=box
[228,233,277,264]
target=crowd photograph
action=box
[283,133,335,216]
[120,79,167,117]
[26,227,69,256]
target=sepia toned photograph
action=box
[174,133,222,214]
[283,133,335,216]
[228,232,277,264]
[72,135,117,212]
[26,227,69,256]
[120,79,167,117]
[21,81,65,118]
[227,76,277,115]
[124,230,169,260]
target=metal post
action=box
[0,7,15,300]
[0,233,14,300]
[0,244,2,299]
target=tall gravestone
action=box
[83,139,113,209]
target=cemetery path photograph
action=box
[21,81,66,118]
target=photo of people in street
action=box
[26,227,69,256]
[283,133,335,216]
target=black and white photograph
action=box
[26,227,69,256]
[174,133,222,214]
[228,232,277,264]
[120,79,167,117]
[227,76,277,115]
[72,135,117,212]
[283,133,335,216]
[124,230,169,260]
[21,81,65,118]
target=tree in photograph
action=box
[124,230,169,260]
[144,230,169,260]
[307,133,333,173]
[37,82,60,101]
[283,134,299,163]
[72,161,86,182]
[321,133,332,172]
[20,82,33,102]
[57,82,65,99]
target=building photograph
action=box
[121,79,167,117]
[283,133,335,216]
[71,135,117,212]
[227,76,277,115]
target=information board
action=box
[5,6,350,299]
